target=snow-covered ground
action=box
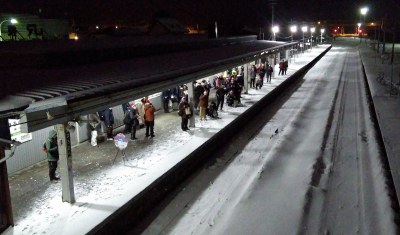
[141,39,397,235]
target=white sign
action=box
[114,133,128,150]
[8,119,32,143]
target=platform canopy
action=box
[0,35,296,132]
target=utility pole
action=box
[269,0,277,40]
[382,17,386,54]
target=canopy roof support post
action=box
[56,124,75,203]
[0,145,13,232]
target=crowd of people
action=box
[45,61,292,182]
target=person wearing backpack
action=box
[124,104,139,140]
[103,108,115,140]
[45,130,60,181]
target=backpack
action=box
[123,111,133,125]
[98,110,105,121]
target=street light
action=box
[290,25,297,42]
[290,25,297,62]
[272,25,279,41]
[360,7,368,41]
[310,27,315,48]
[0,18,18,41]
[320,28,325,44]
[301,26,308,53]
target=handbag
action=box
[185,107,191,115]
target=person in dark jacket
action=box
[193,82,204,112]
[216,84,226,111]
[103,108,115,140]
[178,97,192,131]
[129,106,139,140]
[162,89,171,113]
[266,64,273,83]
[250,65,257,88]
[45,130,60,181]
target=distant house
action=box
[148,16,188,36]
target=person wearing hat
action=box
[45,130,60,181]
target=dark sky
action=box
[3,0,399,29]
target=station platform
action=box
[4,45,333,234]
[358,42,400,204]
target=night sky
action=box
[3,0,399,29]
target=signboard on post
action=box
[8,119,32,144]
[114,133,128,150]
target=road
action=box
[140,39,397,235]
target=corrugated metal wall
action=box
[5,126,52,174]
[5,95,162,175]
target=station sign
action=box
[8,119,32,143]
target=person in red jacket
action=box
[144,102,156,137]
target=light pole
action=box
[301,26,307,53]
[290,25,297,42]
[272,25,279,41]
[360,7,368,42]
[310,27,315,49]
[320,28,325,44]
[0,18,18,41]
[290,25,297,62]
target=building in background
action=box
[0,13,69,41]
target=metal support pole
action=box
[187,84,195,128]
[56,124,75,203]
[244,63,249,94]
[0,145,13,232]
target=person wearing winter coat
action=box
[216,84,226,111]
[278,60,284,75]
[178,97,192,131]
[199,91,208,121]
[266,65,273,82]
[144,103,156,137]
[124,106,139,140]
[283,60,288,75]
[250,65,257,88]
[193,82,204,111]
[103,108,114,140]
[88,113,101,146]
[45,130,60,181]
[162,89,171,113]
[135,99,146,127]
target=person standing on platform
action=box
[178,97,192,131]
[162,89,171,113]
[267,64,273,83]
[250,65,257,88]
[45,130,60,181]
[199,91,208,121]
[284,60,288,75]
[136,98,146,128]
[88,113,101,146]
[216,84,226,111]
[144,102,156,137]
[278,60,284,75]
[104,108,115,140]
